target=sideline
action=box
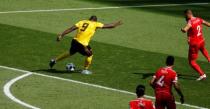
[0,3,209,14]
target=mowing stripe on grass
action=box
[3,72,40,109]
[0,65,208,109]
[0,3,209,14]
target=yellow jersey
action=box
[74,20,104,46]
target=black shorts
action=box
[70,39,92,57]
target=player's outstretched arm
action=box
[181,24,191,33]
[101,20,123,29]
[174,82,184,104]
[57,25,78,42]
[203,20,210,27]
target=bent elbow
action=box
[149,81,154,87]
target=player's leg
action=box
[84,55,93,70]
[200,41,210,62]
[55,51,70,62]
[166,95,176,109]
[188,45,206,80]
[189,59,204,76]
[79,45,93,74]
[189,59,206,81]
[84,46,93,70]
[155,101,165,109]
[49,39,77,68]
[155,94,165,109]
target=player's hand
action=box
[180,96,184,104]
[181,28,186,33]
[116,20,123,26]
[113,20,123,27]
[57,35,62,42]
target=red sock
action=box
[189,60,204,76]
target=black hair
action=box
[166,56,174,66]
[184,9,192,14]
[136,84,145,97]
[89,15,97,21]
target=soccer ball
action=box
[66,63,75,72]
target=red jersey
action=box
[129,98,155,109]
[153,66,177,95]
[187,17,204,43]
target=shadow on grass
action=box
[133,72,198,80]
[32,69,82,74]
[177,73,198,80]
[133,72,153,79]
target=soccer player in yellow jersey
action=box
[49,15,122,74]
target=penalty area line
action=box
[0,65,208,109]
[0,2,209,14]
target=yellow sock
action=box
[84,55,93,70]
[55,51,70,62]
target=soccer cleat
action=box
[81,70,92,75]
[49,59,56,69]
[196,74,207,81]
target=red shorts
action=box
[155,92,176,109]
[188,39,205,60]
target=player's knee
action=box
[201,47,207,53]
[86,51,93,57]
[189,60,193,64]
[69,50,76,56]
[189,60,196,66]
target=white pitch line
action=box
[3,72,40,109]
[0,3,209,14]
[0,65,208,109]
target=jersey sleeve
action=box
[200,18,204,23]
[75,21,82,27]
[147,100,155,109]
[172,73,178,83]
[96,22,104,28]
[129,102,134,109]
[187,20,192,27]
[153,68,161,79]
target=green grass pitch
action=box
[0,0,210,109]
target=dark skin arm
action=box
[174,82,184,104]
[57,20,122,41]
[98,20,123,29]
[57,25,78,41]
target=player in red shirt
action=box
[129,85,155,109]
[181,9,210,81]
[150,56,184,109]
